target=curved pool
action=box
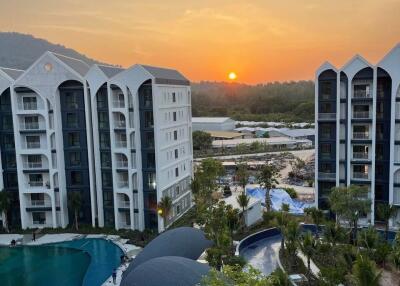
[0,238,123,286]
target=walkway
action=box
[240,235,281,275]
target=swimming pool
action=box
[0,238,123,286]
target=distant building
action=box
[212,137,312,150]
[315,43,400,226]
[192,117,235,131]
[206,130,244,140]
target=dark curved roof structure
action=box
[122,227,212,281]
[120,256,210,286]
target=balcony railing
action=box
[113,100,125,108]
[23,161,43,169]
[29,181,44,187]
[318,172,336,179]
[117,181,129,188]
[19,102,38,111]
[353,172,369,180]
[354,91,371,98]
[353,152,369,160]
[32,220,46,225]
[120,201,130,208]
[353,132,369,139]
[26,141,41,149]
[353,111,370,119]
[116,160,128,168]
[29,200,51,207]
[115,141,127,148]
[320,153,332,159]
[318,113,336,120]
[119,221,131,228]
[320,94,332,100]
[21,122,40,130]
[114,121,126,128]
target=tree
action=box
[356,227,380,258]
[262,131,270,138]
[68,191,82,231]
[304,207,324,238]
[225,205,240,236]
[192,130,212,151]
[236,163,249,190]
[323,221,347,246]
[329,185,371,244]
[300,231,318,280]
[284,220,301,272]
[258,164,280,211]
[376,203,398,241]
[351,255,381,286]
[236,192,250,229]
[275,203,290,251]
[0,191,11,232]
[393,232,400,269]
[157,196,172,230]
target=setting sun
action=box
[228,72,237,80]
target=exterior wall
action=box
[192,119,235,131]
[316,46,400,226]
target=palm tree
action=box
[236,163,249,191]
[300,231,317,280]
[284,220,301,272]
[352,254,381,286]
[323,221,347,246]
[304,207,324,238]
[236,192,250,228]
[275,203,290,251]
[157,196,172,229]
[257,164,280,211]
[68,192,82,231]
[0,191,11,232]
[376,203,398,241]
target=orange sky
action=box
[1,0,400,84]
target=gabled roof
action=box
[0,67,24,80]
[51,52,90,77]
[140,64,190,86]
[97,64,124,78]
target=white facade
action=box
[192,117,235,131]
[0,52,193,232]
[316,44,400,226]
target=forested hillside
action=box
[191,81,314,122]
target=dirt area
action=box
[380,268,400,286]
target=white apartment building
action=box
[315,43,400,226]
[0,52,193,232]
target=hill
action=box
[0,32,314,122]
[0,32,103,69]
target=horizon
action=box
[1,1,400,84]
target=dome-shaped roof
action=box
[122,227,212,281]
[121,256,210,286]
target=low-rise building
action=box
[192,117,235,131]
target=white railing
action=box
[318,113,336,120]
[120,201,130,208]
[115,141,127,148]
[119,221,131,228]
[393,189,400,205]
[116,161,128,168]
[117,181,129,188]
[29,181,44,187]
[318,172,335,179]
[353,111,370,119]
[115,121,126,128]
[353,172,369,180]
[353,152,369,159]
[26,141,41,149]
[30,200,51,207]
[19,102,38,111]
[113,100,125,108]
[33,220,46,225]
[23,161,43,169]
[354,90,371,98]
[353,132,369,139]
[21,122,40,130]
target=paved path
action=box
[240,235,281,275]
[297,251,320,276]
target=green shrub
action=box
[284,187,298,199]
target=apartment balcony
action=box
[318,113,336,121]
[119,200,130,208]
[353,152,369,160]
[23,161,48,169]
[116,160,128,169]
[114,120,126,129]
[353,91,371,99]
[320,153,333,160]
[318,172,336,180]
[113,100,125,108]
[117,181,129,188]
[115,141,127,148]
[353,132,370,140]
[119,221,131,229]
[353,111,371,119]
[28,200,52,208]
[20,122,46,133]
[393,188,400,205]
[352,172,369,180]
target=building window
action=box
[2,115,13,130]
[3,134,15,149]
[100,132,110,149]
[175,167,179,177]
[24,116,39,129]
[32,212,46,225]
[5,154,16,168]
[65,92,78,109]
[174,130,178,140]
[23,96,37,110]
[26,135,40,149]
[98,112,109,129]
[29,174,43,187]
[173,112,177,121]
[172,92,176,103]
[66,113,79,128]
[71,171,82,185]
[69,152,81,166]
[175,149,178,159]
[101,152,111,168]
[102,171,112,187]
[144,111,154,128]
[67,132,80,147]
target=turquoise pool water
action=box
[0,238,123,286]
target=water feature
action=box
[0,238,123,286]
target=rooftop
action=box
[206,130,243,139]
[0,67,24,80]
[192,117,234,123]
[140,64,190,86]
[212,136,312,148]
